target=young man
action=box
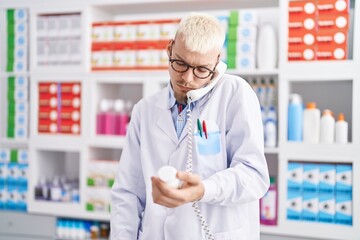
[111,12,269,240]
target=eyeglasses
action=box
[169,42,217,79]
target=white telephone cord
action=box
[186,106,215,240]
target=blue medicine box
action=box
[287,190,302,220]
[319,164,336,194]
[302,191,318,222]
[287,162,303,192]
[335,164,352,194]
[319,193,335,224]
[303,163,319,192]
[335,193,352,226]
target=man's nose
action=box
[182,68,195,83]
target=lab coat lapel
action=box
[155,89,178,145]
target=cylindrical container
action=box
[104,100,116,135]
[320,109,335,143]
[257,24,277,69]
[114,99,129,136]
[260,176,277,225]
[303,102,321,143]
[335,113,348,143]
[288,94,303,141]
[96,99,110,135]
[265,119,277,147]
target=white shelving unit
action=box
[1,0,359,239]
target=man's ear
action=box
[166,39,174,58]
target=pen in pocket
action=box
[202,120,208,139]
[197,118,203,137]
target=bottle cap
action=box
[270,176,276,184]
[114,99,125,112]
[306,102,316,109]
[338,112,345,121]
[289,93,302,104]
[100,99,110,112]
[322,109,333,116]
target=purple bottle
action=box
[260,176,278,225]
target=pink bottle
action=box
[96,99,109,135]
[114,99,129,136]
[104,100,116,135]
[260,176,278,225]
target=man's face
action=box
[167,34,219,103]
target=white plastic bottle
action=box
[335,113,348,143]
[320,109,335,143]
[303,102,320,143]
[257,24,277,69]
[265,119,277,148]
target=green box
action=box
[227,40,237,57]
[10,149,18,163]
[227,26,238,41]
[7,23,15,38]
[7,126,15,138]
[8,101,16,114]
[7,88,15,101]
[229,11,239,26]
[227,55,236,69]
[8,114,15,127]
[7,60,14,72]
[87,178,95,186]
[86,203,94,212]
[7,9,15,23]
[8,76,15,88]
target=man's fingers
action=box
[176,171,200,185]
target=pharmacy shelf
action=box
[28,201,84,219]
[88,136,126,149]
[264,147,279,154]
[0,138,29,147]
[91,71,169,82]
[91,0,279,15]
[226,69,279,77]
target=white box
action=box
[303,163,319,192]
[46,16,59,38]
[37,16,47,38]
[15,22,28,36]
[237,25,258,40]
[15,112,27,126]
[58,15,71,37]
[136,49,160,67]
[15,76,28,88]
[15,9,28,22]
[335,164,352,194]
[287,162,303,191]
[15,101,28,114]
[136,23,160,41]
[15,125,28,139]
[287,190,302,220]
[239,10,258,26]
[319,193,335,223]
[17,150,29,164]
[319,164,336,193]
[236,55,256,69]
[58,40,70,63]
[302,191,318,222]
[68,39,82,64]
[335,193,352,226]
[237,40,256,55]
[0,149,10,162]
[15,88,28,101]
[160,23,178,40]
[114,24,137,41]
[113,50,136,67]
[69,14,81,37]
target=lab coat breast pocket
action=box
[194,127,224,177]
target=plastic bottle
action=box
[114,99,129,136]
[264,106,277,147]
[96,99,109,135]
[288,94,303,141]
[104,100,116,135]
[260,176,277,225]
[266,78,275,107]
[257,24,277,69]
[303,102,320,143]
[335,113,348,143]
[320,109,335,143]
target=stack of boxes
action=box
[287,161,352,225]
[7,76,29,139]
[227,10,258,69]
[288,0,350,61]
[38,82,81,135]
[37,13,82,66]
[86,160,117,213]
[0,148,29,211]
[6,9,29,139]
[6,9,28,72]
[91,19,179,70]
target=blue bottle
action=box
[288,94,303,141]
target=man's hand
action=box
[151,171,205,208]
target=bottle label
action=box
[261,190,276,220]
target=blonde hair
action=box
[176,12,225,54]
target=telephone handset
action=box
[186,61,227,103]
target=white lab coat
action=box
[111,73,270,240]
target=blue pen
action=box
[197,119,203,137]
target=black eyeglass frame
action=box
[169,41,218,79]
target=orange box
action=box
[289,14,317,31]
[61,83,81,96]
[38,109,58,121]
[317,28,348,46]
[38,121,58,133]
[39,97,58,108]
[39,83,58,95]
[61,95,81,109]
[288,44,316,61]
[59,123,80,134]
[289,29,316,46]
[60,109,81,122]
[289,0,317,16]
[318,13,349,30]
[317,0,349,14]
[317,45,347,60]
